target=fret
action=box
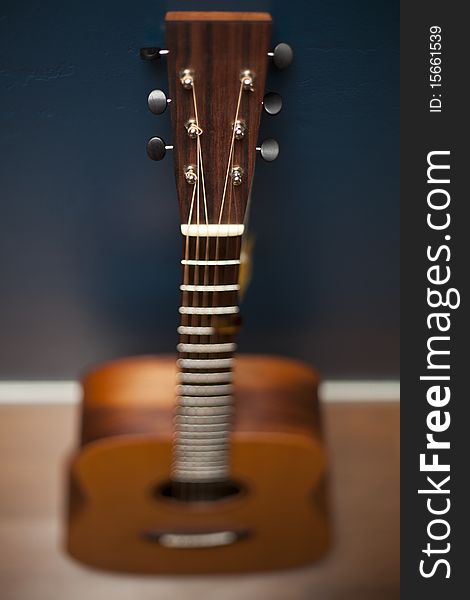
[176,415,231,425]
[175,453,228,461]
[175,467,228,476]
[177,342,236,353]
[179,306,239,315]
[175,450,228,459]
[176,428,228,444]
[173,465,228,482]
[175,415,231,426]
[174,459,228,468]
[177,383,234,396]
[177,358,234,369]
[177,326,215,335]
[178,395,233,406]
[180,284,240,292]
[175,421,230,435]
[177,405,232,416]
[172,469,228,482]
[176,442,229,450]
[175,439,229,449]
[179,372,232,383]
[174,449,228,458]
[181,259,240,266]
[174,460,228,469]
[175,452,229,462]
[175,464,228,473]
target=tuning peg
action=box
[257,139,280,162]
[140,47,169,61]
[146,136,173,161]
[147,89,171,114]
[268,43,294,69]
[263,92,283,115]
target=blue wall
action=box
[0,0,399,379]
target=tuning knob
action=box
[147,89,170,114]
[140,47,169,61]
[257,139,280,162]
[263,92,283,115]
[268,43,294,69]
[146,136,172,161]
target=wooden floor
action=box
[0,402,399,600]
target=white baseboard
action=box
[0,380,399,404]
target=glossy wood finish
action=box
[79,355,322,444]
[66,354,330,574]
[166,12,271,224]
[166,12,272,22]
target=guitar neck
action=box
[172,228,244,483]
[161,10,273,488]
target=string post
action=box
[240,69,255,91]
[185,119,203,139]
[184,165,198,185]
[230,166,243,186]
[233,120,246,140]
[180,68,194,89]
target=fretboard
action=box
[172,230,243,485]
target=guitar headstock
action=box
[142,12,293,233]
[165,12,272,229]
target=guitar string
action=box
[177,79,244,498]
[217,81,244,227]
[196,85,229,499]
[192,82,210,501]
[179,81,211,499]
[197,119,214,501]
[178,152,198,501]
[210,80,245,494]
[176,78,204,499]
[214,79,244,322]
[192,82,202,501]
[221,92,239,492]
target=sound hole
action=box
[157,480,242,503]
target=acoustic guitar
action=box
[65,11,330,574]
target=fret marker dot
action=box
[445,235,451,240]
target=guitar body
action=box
[66,355,330,574]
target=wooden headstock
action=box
[165,12,272,228]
